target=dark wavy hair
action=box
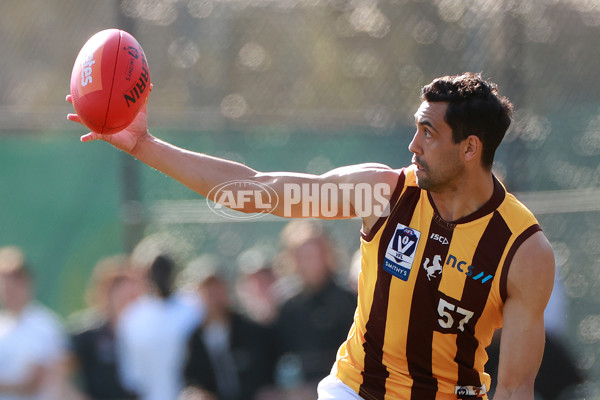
[421,72,513,169]
[150,254,176,299]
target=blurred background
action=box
[0,0,599,397]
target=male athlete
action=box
[67,72,555,400]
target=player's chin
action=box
[414,168,426,180]
[414,172,431,190]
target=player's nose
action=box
[408,131,422,155]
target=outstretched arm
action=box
[67,97,399,225]
[493,231,555,400]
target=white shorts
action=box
[317,375,364,400]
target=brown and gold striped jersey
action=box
[332,166,541,400]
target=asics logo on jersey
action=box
[429,232,449,245]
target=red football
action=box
[70,29,151,134]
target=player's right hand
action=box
[66,94,150,155]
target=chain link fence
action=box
[1,0,600,395]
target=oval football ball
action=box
[70,29,151,134]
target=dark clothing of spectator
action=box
[71,321,138,400]
[485,332,584,400]
[274,278,356,384]
[184,311,275,400]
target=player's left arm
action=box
[493,231,555,400]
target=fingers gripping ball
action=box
[70,29,151,134]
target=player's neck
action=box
[429,169,494,222]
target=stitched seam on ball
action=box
[103,30,122,134]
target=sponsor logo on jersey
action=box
[455,384,487,396]
[446,254,494,284]
[383,224,421,281]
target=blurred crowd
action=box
[0,220,357,400]
[0,219,585,400]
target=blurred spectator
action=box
[544,272,568,339]
[346,248,361,295]
[183,262,274,400]
[235,248,280,326]
[68,255,142,400]
[116,254,204,400]
[485,331,584,400]
[0,246,70,400]
[272,220,356,394]
[485,272,584,399]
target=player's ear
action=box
[463,135,481,163]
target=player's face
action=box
[409,101,464,191]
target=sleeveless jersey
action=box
[332,166,541,400]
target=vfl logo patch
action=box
[383,223,421,281]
